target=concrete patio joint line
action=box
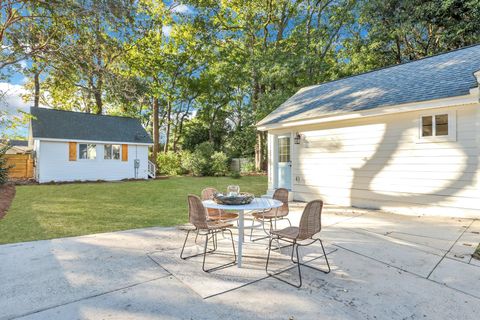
[331,243,480,301]
[426,219,475,279]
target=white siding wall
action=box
[36,140,149,183]
[268,104,480,218]
[33,139,40,180]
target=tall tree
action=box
[341,0,480,73]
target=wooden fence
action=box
[5,154,34,179]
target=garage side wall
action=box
[37,141,149,183]
[270,104,480,218]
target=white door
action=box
[277,135,292,190]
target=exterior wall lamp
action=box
[294,132,302,144]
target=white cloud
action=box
[171,4,192,14]
[162,25,173,37]
[0,83,33,137]
[0,82,31,114]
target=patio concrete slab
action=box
[429,257,480,299]
[0,234,169,320]
[471,256,480,267]
[149,237,336,298]
[16,277,233,320]
[447,220,480,263]
[321,227,443,277]
[19,248,479,320]
[215,248,480,320]
[334,211,470,243]
[1,207,479,320]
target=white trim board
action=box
[257,93,480,131]
[32,137,153,146]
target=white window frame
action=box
[78,143,97,160]
[417,110,456,143]
[104,144,121,160]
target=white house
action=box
[257,45,480,218]
[29,108,154,183]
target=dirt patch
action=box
[0,184,16,219]
[9,178,37,185]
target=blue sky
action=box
[0,2,196,138]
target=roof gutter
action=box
[32,137,153,146]
[257,92,480,131]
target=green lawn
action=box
[0,175,267,244]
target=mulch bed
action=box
[0,184,16,219]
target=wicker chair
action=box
[180,195,236,272]
[265,200,330,288]
[201,187,239,222]
[249,188,291,241]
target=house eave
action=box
[32,137,153,146]
[256,92,480,131]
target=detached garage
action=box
[257,45,480,218]
[29,107,154,183]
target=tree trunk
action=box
[173,103,191,152]
[33,71,40,108]
[261,131,268,170]
[255,131,262,171]
[93,90,102,114]
[152,97,160,161]
[163,100,171,153]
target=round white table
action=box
[202,197,283,268]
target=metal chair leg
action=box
[202,229,237,273]
[181,229,216,260]
[212,231,217,251]
[293,238,331,274]
[227,228,237,263]
[249,218,255,241]
[194,229,199,243]
[266,237,331,288]
[285,217,292,227]
[319,239,331,273]
[265,237,273,272]
[180,229,191,259]
[202,231,210,271]
[251,217,273,242]
[295,242,303,288]
[265,237,302,288]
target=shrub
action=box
[241,158,255,173]
[157,151,187,176]
[211,151,229,176]
[181,142,229,177]
[0,144,12,185]
[229,171,241,179]
[182,142,214,176]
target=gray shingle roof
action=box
[0,139,28,147]
[258,44,480,127]
[30,108,153,144]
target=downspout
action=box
[474,70,480,99]
[474,71,480,184]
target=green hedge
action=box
[156,142,229,177]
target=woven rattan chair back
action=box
[273,188,289,216]
[201,187,221,216]
[201,187,216,200]
[297,200,324,240]
[187,195,209,229]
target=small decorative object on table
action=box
[213,192,254,205]
[227,185,240,197]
